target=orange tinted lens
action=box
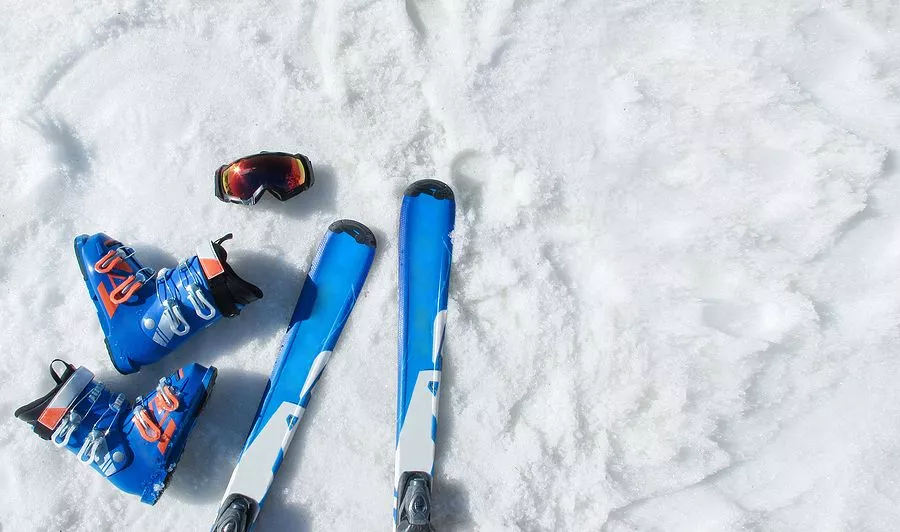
[221,154,307,201]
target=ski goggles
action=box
[215,152,314,205]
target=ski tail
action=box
[211,494,256,532]
[211,220,376,532]
[396,471,437,532]
[394,180,455,529]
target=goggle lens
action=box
[217,153,312,204]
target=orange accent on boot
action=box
[38,407,68,429]
[96,283,119,318]
[157,419,177,454]
[110,276,143,304]
[199,257,224,279]
[134,409,162,442]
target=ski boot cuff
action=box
[198,234,263,317]
[14,360,84,440]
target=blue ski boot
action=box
[15,359,217,504]
[74,233,263,374]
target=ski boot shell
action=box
[14,360,217,504]
[74,232,263,374]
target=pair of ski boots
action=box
[15,233,262,504]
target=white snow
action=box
[2,0,900,530]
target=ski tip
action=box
[404,179,454,201]
[329,219,377,248]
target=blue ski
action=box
[394,180,455,531]
[212,220,376,532]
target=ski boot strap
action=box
[197,234,263,317]
[14,361,93,440]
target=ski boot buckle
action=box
[110,268,154,304]
[94,246,135,273]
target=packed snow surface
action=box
[2,0,900,530]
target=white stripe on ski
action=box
[394,309,447,521]
[221,401,306,503]
[300,350,332,402]
[219,350,332,504]
[431,310,447,364]
[394,369,442,484]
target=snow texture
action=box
[2,0,900,530]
